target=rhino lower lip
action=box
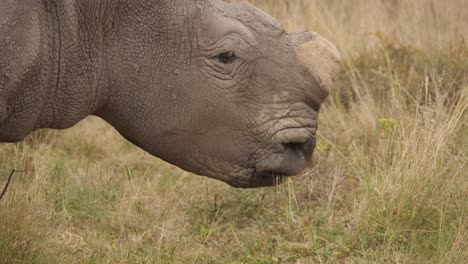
[249,171,288,188]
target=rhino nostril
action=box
[283,138,315,162]
[283,142,303,154]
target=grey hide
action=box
[0,0,341,188]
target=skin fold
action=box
[0,0,341,188]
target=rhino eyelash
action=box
[216,51,237,64]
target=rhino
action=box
[0,0,341,188]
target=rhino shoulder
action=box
[0,0,45,140]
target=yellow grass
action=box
[1,0,467,263]
[246,0,468,53]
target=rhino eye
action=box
[217,51,237,64]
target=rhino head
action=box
[99,0,342,188]
[0,0,341,188]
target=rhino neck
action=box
[41,0,190,133]
[0,0,189,142]
[93,0,194,149]
[35,0,119,130]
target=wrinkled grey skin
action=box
[0,0,341,188]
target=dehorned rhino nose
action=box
[293,32,342,94]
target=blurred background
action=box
[244,0,467,53]
[1,0,467,263]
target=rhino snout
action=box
[247,33,341,188]
[294,32,342,94]
[250,137,316,188]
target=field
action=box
[1,0,467,263]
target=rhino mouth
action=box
[247,137,316,188]
[249,171,289,188]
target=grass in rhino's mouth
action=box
[274,173,287,186]
[251,171,288,188]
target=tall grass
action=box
[1,0,467,263]
[246,0,468,53]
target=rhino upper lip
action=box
[241,123,317,188]
[248,138,316,188]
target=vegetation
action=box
[1,0,467,263]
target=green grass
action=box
[1,0,467,263]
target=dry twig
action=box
[0,170,21,202]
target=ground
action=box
[1,0,467,263]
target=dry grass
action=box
[1,0,467,263]
[247,0,468,53]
